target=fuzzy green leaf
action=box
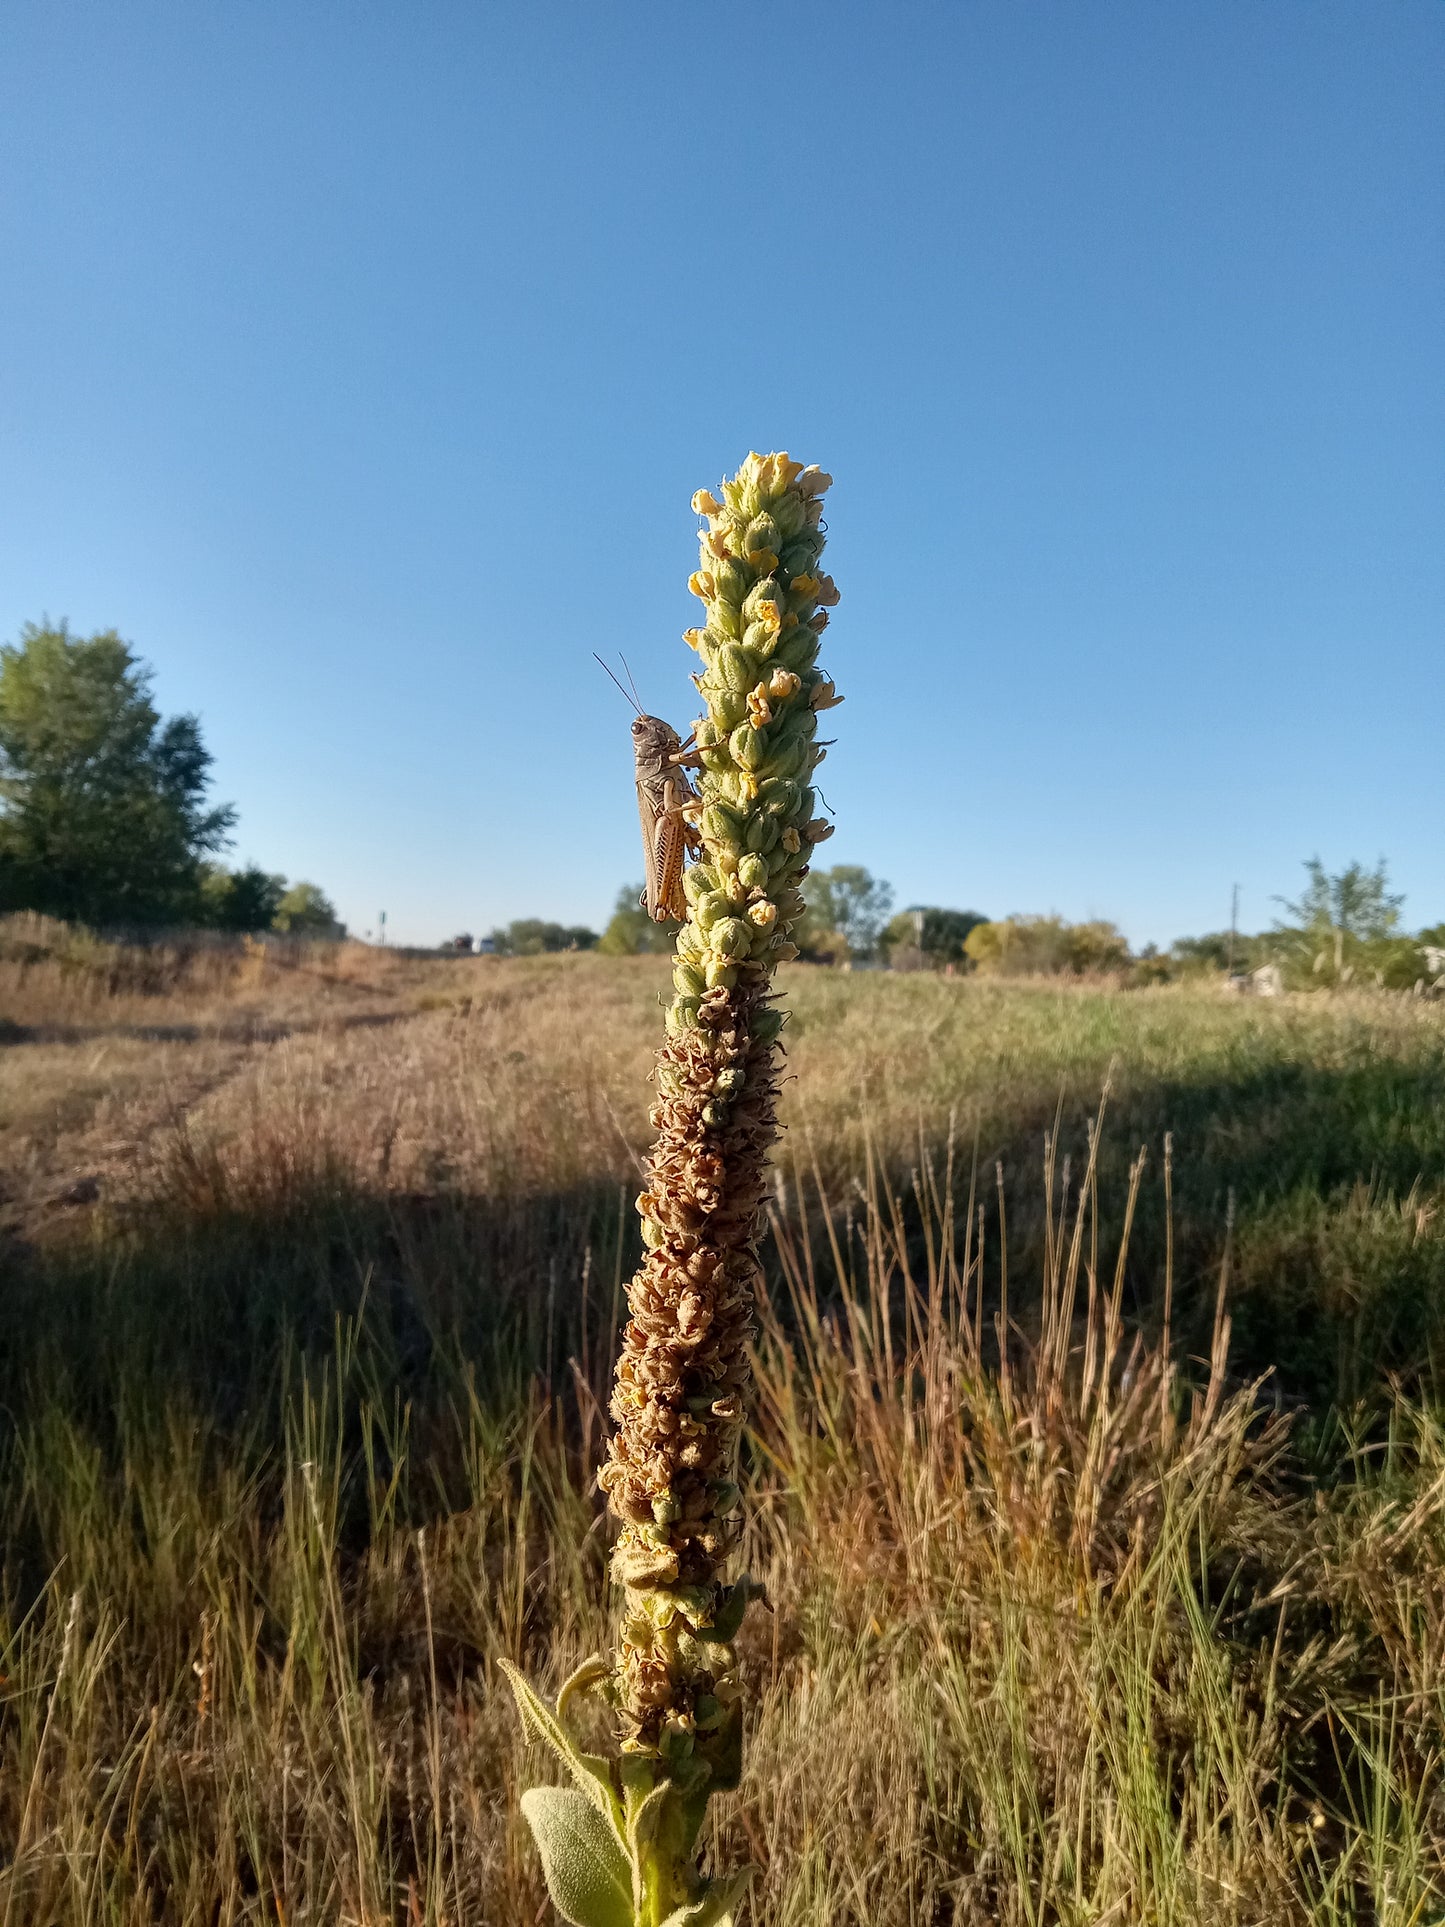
[520,1787,634,1927]
[499,1660,625,1836]
[624,1776,671,1856]
[657,1868,753,1927]
[557,1654,610,1725]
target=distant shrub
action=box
[273,882,346,938]
[199,863,287,932]
[488,918,598,956]
[965,914,1131,977]
[596,885,677,956]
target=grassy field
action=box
[2,916,1444,1923]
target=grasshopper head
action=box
[633,712,682,763]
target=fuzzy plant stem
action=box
[506,451,839,1927]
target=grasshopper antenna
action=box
[593,653,643,715]
[619,654,645,711]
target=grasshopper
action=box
[596,657,703,923]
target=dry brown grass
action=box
[2,923,1444,1922]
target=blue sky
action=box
[2,2,1441,946]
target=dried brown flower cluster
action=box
[598,960,779,1769]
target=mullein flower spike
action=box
[508,454,839,1927]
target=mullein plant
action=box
[503,452,840,1927]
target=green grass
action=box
[2,947,1444,1922]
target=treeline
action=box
[0,622,342,936]
[591,857,1444,992]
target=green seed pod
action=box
[737,852,769,891]
[708,918,752,961]
[774,707,816,749]
[711,598,741,639]
[758,776,800,817]
[701,801,743,844]
[779,537,819,576]
[702,958,736,991]
[674,960,706,998]
[729,724,763,772]
[745,812,780,856]
[715,642,755,692]
[710,688,747,729]
[693,890,730,932]
[666,995,701,1033]
[773,629,820,674]
[763,739,804,782]
[743,513,780,558]
[665,1584,715,1625]
[741,577,780,621]
[683,863,718,905]
[771,491,806,540]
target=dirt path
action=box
[0,1002,418,1244]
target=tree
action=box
[0,621,234,925]
[882,905,988,969]
[964,915,1131,977]
[1273,857,1403,982]
[488,919,598,956]
[273,882,346,938]
[199,863,287,932]
[598,883,680,956]
[796,864,894,962]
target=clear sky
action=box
[3,2,1441,947]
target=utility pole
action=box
[1227,884,1239,977]
[379,910,387,947]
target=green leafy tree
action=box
[273,881,346,938]
[488,918,598,956]
[597,883,679,956]
[882,905,988,969]
[1168,930,1270,976]
[199,863,287,932]
[796,864,893,962]
[1273,857,1404,983]
[0,621,234,925]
